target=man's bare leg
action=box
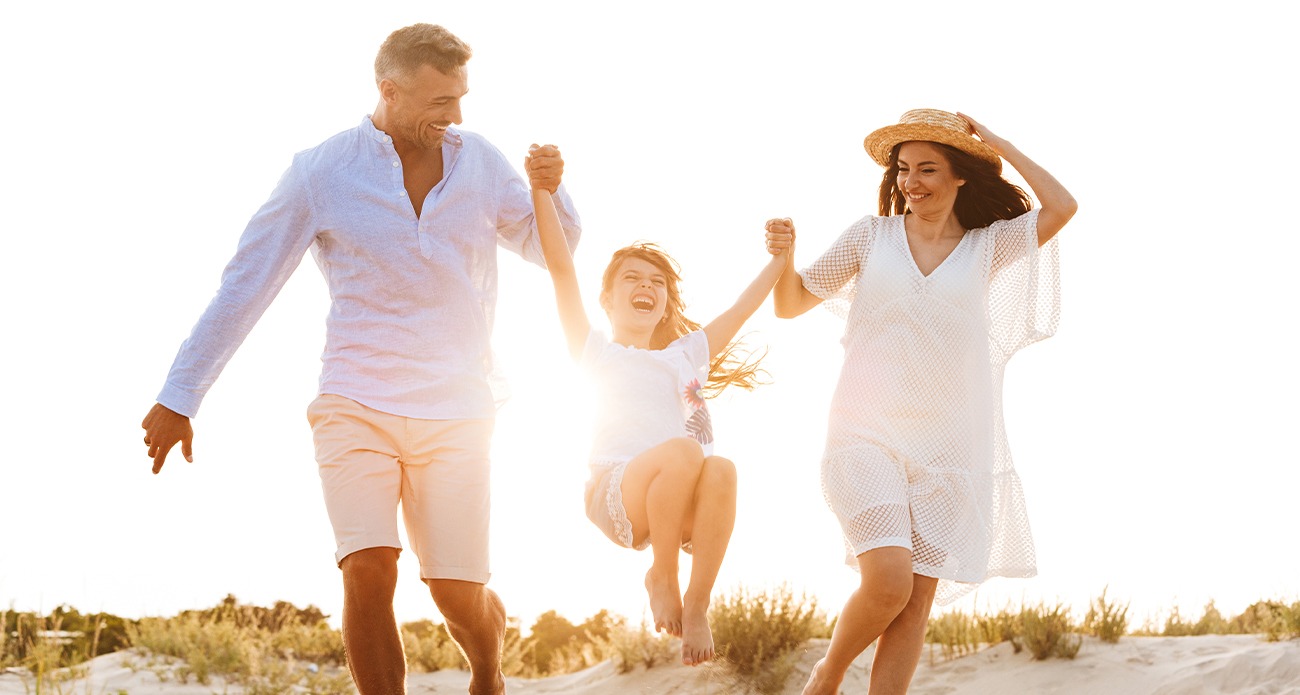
[341,547,406,695]
[428,578,507,695]
[802,547,915,695]
[680,455,737,665]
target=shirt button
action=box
[383,136,391,143]
[392,160,400,167]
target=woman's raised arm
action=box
[959,114,1078,246]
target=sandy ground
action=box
[3,635,1297,694]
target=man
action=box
[140,23,579,695]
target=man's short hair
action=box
[374,24,472,84]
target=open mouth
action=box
[631,296,656,313]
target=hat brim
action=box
[863,123,1002,172]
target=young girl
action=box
[527,146,786,666]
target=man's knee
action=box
[426,578,495,616]
[341,547,400,593]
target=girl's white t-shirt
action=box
[582,328,714,466]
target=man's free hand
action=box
[525,143,564,194]
[142,403,193,474]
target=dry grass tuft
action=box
[710,583,829,694]
[1083,587,1130,643]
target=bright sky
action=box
[2,1,1296,635]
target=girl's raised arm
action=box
[959,114,1078,246]
[529,146,591,360]
[702,240,788,359]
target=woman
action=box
[764,109,1076,694]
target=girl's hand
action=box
[525,143,564,193]
[956,113,1011,158]
[765,217,795,255]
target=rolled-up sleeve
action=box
[493,148,581,267]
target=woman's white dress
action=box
[800,209,1058,604]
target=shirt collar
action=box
[362,115,463,149]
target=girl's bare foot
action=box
[681,604,714,666]
[645,567,683,636]
[802,658,845,695]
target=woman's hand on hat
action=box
[957,113,1010,158]
[764,217,795,256]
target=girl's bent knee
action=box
[702,456,737,488]
[669,437,705,460]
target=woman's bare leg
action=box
[620,437,706,637]
[869,574,937,694]
[679,455,737,665]
[802,547,915,695]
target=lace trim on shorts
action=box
[592,460,690,554]
[605,463,642,549]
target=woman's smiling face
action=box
[896,141,966,214]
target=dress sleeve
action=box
[798,214,876,319]
[985,208,1059,360]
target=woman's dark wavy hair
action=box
[601,243,768,397]
[878,142,1032,230]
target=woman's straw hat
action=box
[864,109,1002,172]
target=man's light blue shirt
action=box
[159,117,581,419]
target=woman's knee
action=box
[858,548,916,613]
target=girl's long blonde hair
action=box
[601,243,768,397]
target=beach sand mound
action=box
[2,635,1297,694]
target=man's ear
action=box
[378,78,399,105]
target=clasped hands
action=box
[525,143,564,193]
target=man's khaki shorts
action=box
[307,394,494,583]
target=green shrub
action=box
[127,596,351,692]
[402,619,466,672]
[494,610,621,679]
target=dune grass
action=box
[4,588,1299,692]
[922,590,1300,664]
[709,583,832,694]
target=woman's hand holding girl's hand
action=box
[957,113,1012,158]
[765,217,795,256]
